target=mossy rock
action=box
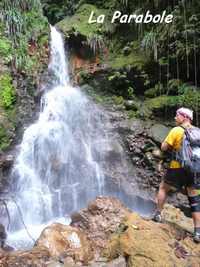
[108,49,147,70]
[57,4,107,38]
[0,124,13,151]
[107,40,148,70]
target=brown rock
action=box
[71,196,131,258]
[0,246,50,267]
[35,223,93,265]
[105,211,200,267]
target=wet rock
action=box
[148,123,170,143]
[36,223,93,265]
[93,139,124,162]
[119,118,147,134]
[124,100,138,111]
[0,224,7,249]
[0,154,14,169]
[144,152,154,169]
[71,196,131,257]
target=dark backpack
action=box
[177,126,200,175]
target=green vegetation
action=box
[0,0,48,74]
[145,95,179,111]
[0,35,12,64]
[0,74,16,109]
[0,73,16,151]
[42,0,80,24]
[57,4,107,38]
[0,0,49,151]
[108,49,147,70]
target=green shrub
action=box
[144,95,179,118]
[0,74,16,109]
[144,83,164,98]
[112,95,124,105]
[167,79,182,95]
[179,89,200,111]
[0,36,13,63]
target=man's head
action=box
[175,107,193,125]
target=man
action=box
[153,107,200,243]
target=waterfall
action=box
[7,26,107,247]
[6,25,152,249]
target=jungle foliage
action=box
[54,0,200,121]
[0,0,48,73]
[0,0,49,150]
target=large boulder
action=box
[148,123,170,144]
[105,208,200,267]
[71,196,131,257]
[35,223,93,265]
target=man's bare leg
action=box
[156,181,172,211]
[187,186,200,243]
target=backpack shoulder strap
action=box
[179,125,185,131]
[179,125,191,140]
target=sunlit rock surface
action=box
[105,209,200,267]
[36,223,93,264]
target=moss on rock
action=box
[108,50,147,70]
[57,4,107,38]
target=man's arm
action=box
[161,141,172,152]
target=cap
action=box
[176,107,193,121]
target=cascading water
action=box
[7,26,108,248]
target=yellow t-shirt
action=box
[164,126,185,168]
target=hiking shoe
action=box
[152,210,162,223]
[193,231,200,243]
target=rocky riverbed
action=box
[0,196,199,267]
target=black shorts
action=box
[164,168,194,189]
